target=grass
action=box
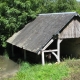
[7,62,70,80]
[63,59,80,80]
[6,59,80,80]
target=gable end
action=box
[59,17,80,39]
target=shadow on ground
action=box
[0,56,19,80]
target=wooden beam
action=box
[42,51,45,65]
[42,39,54,50]
[38,51,41,55]
[12,45,14,57]
[38,39,54,55]
[24,50,26,61]
[52,52,58,61]
[42,49,58,52]
[41,38,62,65]
[57,39,62,62]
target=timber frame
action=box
[41,39,62,65]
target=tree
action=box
[76,1,80,14]
[55,0,77,12]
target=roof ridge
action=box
[39,12,77,16]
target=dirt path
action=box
[0,56,19,80]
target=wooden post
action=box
[42,51,45,65]
[12,45,14,57]
[24,50,26,61]
[57,39,62,62]
[41,39,54,65]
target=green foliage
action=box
[8,63,69,80]
[56,0,77,12]
[76,2,80,14]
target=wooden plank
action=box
[42,49,58,52]
[42,39,54,50]
[74,19,80,37]
[59,19,80,39]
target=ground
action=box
[63,59,80,80]
[0,56,19,80]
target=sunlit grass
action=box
[8,62,70,80]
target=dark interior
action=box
[7,38,80,64]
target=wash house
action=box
[7,12,80,65]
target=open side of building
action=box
[7,12,80,65]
